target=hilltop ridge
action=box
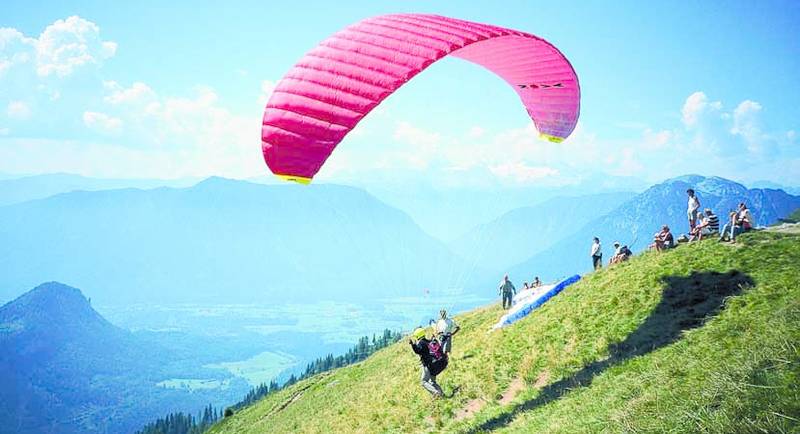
[210,230,800,433]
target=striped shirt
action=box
[705,214,719,232]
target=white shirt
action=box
[688,196,700,212]
[590,241,601,257]
[436,318,457,335]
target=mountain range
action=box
[1,174,798,304]
[0,173,197,207]
[507,175,800,282]
[0,177,479,304]
[448,192,635,272]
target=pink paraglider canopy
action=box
[262,14,580,183]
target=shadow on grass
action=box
[470,270,754,433]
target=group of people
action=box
[410,188,759,399]
[409,309,461,398]
[590,237,632,269]
[592,188,756,267]
[686,189,754,243]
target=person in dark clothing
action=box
[409,327,447,397]
[498,275,516,309]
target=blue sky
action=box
[1,0,798,187]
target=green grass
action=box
[209,231,800,433]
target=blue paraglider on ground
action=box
[492,274,581,329]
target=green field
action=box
[156,378,231,391]
[210,230,800,433]
[205,351,297,387]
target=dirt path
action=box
[454,371,550,422]
[454,397,487,421]
[268,373,330,416]
[498,378,525,405]
[533,370,550,388]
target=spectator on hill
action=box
[532,276,542,288]
[650,225,675,251]
[611,241,621,263]
[690,208,719,241]
[610,241,632,264]
[409,328,446,398]
[687,189,701,231]
[719,211,738,242]
[435,309,460,355]
[498,275,516,309]
[522,282,530,291]
[590,237,602,270]
[720,202,753,243]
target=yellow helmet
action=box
[412,327,427,340]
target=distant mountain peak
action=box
[16,281,89,308]
[665,174,706,184]
[0,282,110,333]
[195,176,244,187]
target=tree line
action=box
[137,404,219,434]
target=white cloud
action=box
[642,128,673,150]
[82,82,264,177]
[83,111,123,133]
[466,126,485,138]
[35,16,116,77]
[393,121,441,148]
[681,91,722,128]
[7,100,31,120]
[730,100,772,154]
[103,81,156,105]
[0,28,36,76]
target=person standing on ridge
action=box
[435,309,460,355]
[498,275,516,309]
[687,188,701,231]
[409,327,447,398]
[590,237,602,270]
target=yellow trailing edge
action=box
[540,133,565,143]
[275,174,312,184]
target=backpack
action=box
[429,356,448,376]
[428,339,446,362]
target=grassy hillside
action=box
[210,230,800,433]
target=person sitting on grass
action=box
[650,225,674,251]
[719,202,753,243]
[610,241,632,264]
[690,208,720,241]
[409,327,447,398]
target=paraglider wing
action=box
[262,14,580,183]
